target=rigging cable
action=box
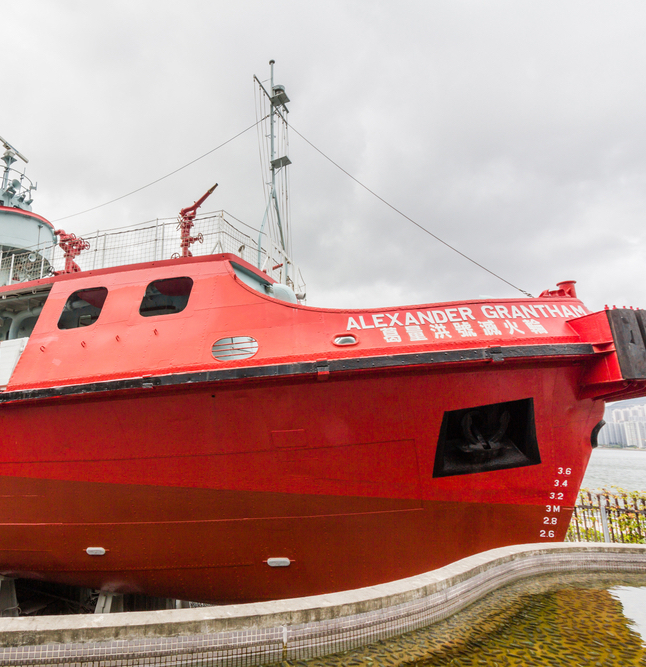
[53,117,269,223]
[254,83,271,220]
[289,124,533,298]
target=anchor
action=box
[457,409,511,463]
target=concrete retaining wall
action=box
[0,542,644,666]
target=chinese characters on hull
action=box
[345,302,586,344]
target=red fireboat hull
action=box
[0,254,643,603]
[0,359,601,603]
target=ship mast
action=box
[254,61,292,282]
[0,135,57,285]
[0,135,34,211]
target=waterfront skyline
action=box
[598,399,646,448]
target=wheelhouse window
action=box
[0,286,52,340]
[58,287,108,330]
[139,277,193,317]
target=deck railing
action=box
[0,210,305,296]
[566,489,646,544]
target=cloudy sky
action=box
[5,1,646,311]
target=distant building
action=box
[612,408,625,422]
[601,401,646,447]
[624,421,646,448]
[630,405,646,421]
[598,420,627,447]
[611,407,643,422]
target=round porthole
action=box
[212,336,259,361]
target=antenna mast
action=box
[0,135,36,211]
[254,60,291,280]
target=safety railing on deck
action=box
[0,211,306,296]
[566,489,646,544]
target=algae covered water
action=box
[286,574,646,667]
[416,586,646,666]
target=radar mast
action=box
[0,135,57,285]
[254,61,292,285]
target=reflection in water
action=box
[287,577,646,667]
[612,586,646,642]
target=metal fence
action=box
[566,489,646,544]
[0,211,305,295]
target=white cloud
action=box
[5,0,646,311]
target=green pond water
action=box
[285,573,646,667]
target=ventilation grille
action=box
[211,336,259,361]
